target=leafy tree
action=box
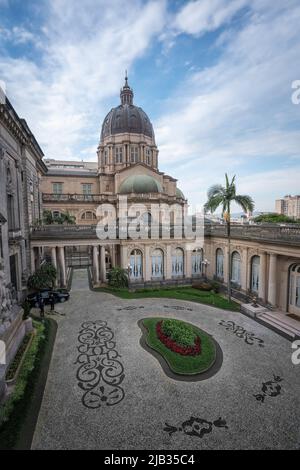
[204,174,254,301]
[107,267,128,288]
[42,210,76,225]
[27,262,57,291]
[42,210,54,225]
[253,213,300,224]
[21,300,32,320]
[62,211,76,225]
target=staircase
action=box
[257,311,300,340]
[241,302,300,340]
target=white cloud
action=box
[0,0,167,158]
[174,0,247,37]
[0,26,36,44]
[155,1,300,211]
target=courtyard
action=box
[31,269,300,450]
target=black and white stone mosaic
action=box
[117,306,144,311]
[164,416,228,439]
[163,305,193,311]
[75,321,125,409]
[219,320,265,347]
[253,375,283,403]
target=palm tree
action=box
[204,174,254,301]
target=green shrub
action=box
[193,282,212,291]
[27,262,57,291]
[21,300,32,320]
[162,319,196,347]
[107,267,128,288]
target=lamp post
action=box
[202,258,210,280]
[127,263,131,289]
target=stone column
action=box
[31,247,36,273]
[259,252,267,301]
[186,249,192,279]
[241,248,248,291]
[120,245,128,270]
[145,245,151,281]
[36,248,41,270]
[109,146,113,170]
[93,246,99,284]
[51,247,58,286]
[223,245,229,286]
[51,247,57,270]
[100,245,106,283]
[58,246,66,287]
[166,245,172,280]
[111,245,116,268]
[267,253,277,306]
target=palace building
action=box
[38,76,193,287]
[1,76,300,400]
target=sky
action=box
[0,0,299,212]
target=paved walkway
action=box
[32,269,300,449]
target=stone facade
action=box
[0,92,47,400]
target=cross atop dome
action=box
[120,71,134,105]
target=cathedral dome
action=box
[101,74,155,141]
[119,175,162,194]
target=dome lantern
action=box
[120,71,134,105]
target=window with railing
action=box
[82,184,92,195]
[52,183,63,196]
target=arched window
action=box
[251,256,260,293]
[289,264,300,313]
[216,248,224,279]
[81,211,97,221]
[151,249,163,279]
[172,248,184,277]
[192,249,203,276]
[130,249,143,280]
[231,251,241,284]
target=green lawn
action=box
[142,317,216,375]
[94,285,240,311]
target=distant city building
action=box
[275,195,300,219]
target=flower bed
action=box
[156,320,201,356]
[141,317,217,376]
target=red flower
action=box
[156,320,201,356]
